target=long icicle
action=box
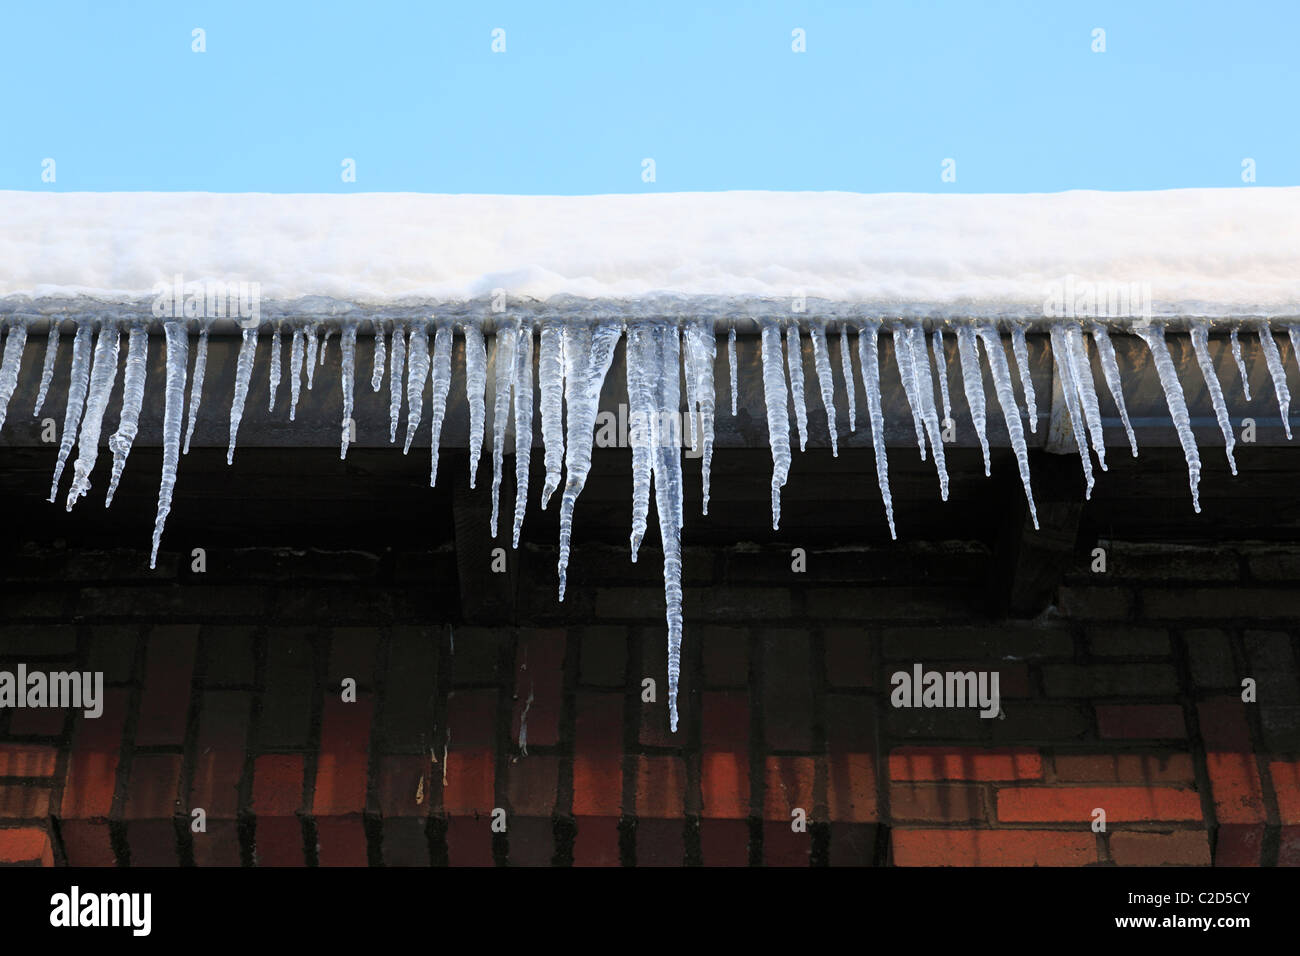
[1048,324,1095,499]
[267,321,283,412]
[907,323,949,500]
[490,318,518,539]
[183,319,212,455]
[1190,320,1237,475]
[33,320,59,417]
[892,322,928,461]
[956,324,990,477]
[627,322,654,560]
[856,322,895,538]
[404,320,430,454]
[556,320,622,600]
[1230,327,1252,401]
[840,324,856,432]
[512,318,535,548]
[931,326,952,428]
[150,319,188,569]
[227,324,258,465]
[339,322,358,459]
[728,325,738,417]
[786,323,808,453]
[1088,323,1138,457]
[809,321,839,457]
[685,317,717,512]
[1136,323,1201,512]
[428,321,453,486]
[66,318,121,508]
[1257,322,1292,439]
[388,319,406,443]
[304,322,320,390]
[1063,322,1107,471]
[1011,324,1037,433]
[371,318,387,392]
[538,318,566,508]
[288,324,305,421]
[50,320,94,501]
[977,324,1038,529]
[105,323,148,505]
[0,320,29,431]
[759,319,792,530]
[464,323,488,488]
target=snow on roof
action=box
[1,188,1298,316]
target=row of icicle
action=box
[0,314,1295,732]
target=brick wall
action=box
[2,534,1297,867]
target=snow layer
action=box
[2,189,1298,315]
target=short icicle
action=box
[684,317,717,512]
[105,323,148,506]
[227,324,259,465]
[728,325,738,417]
[512,318,535,548]
[0,320,29,431]
[1190,320,1237,475]
[892,322,928,461]
[183,319,212,455]
[489,318,519,539]
[907,323,949,499]
[463,323,488,488]
[288,324,305,421]
[956,324,990,477]
[1230,327,1252,401]
[267,322,283,412]
[759,319,792,530]
[371,318,387,392]
[304,322,320,390]
[1256,322,1292,439]
[977,324,1038,529]
[1048,325,1095,499]
[931,327,952,428]
[51,320,94,501]
[537,318,566,508]
[1010,324,1038,433]
[388,319,406,443]
[1088,324,1138,457]
[404,320,430,454]
[66,318,122,509]
[32,320,59,417]
[339,322,358,459]
[840,324,856,432]
[1136,323,1201,512]
[150,319,189,569]
[786,323,809,453]
[856,322,896,538]
[428,321,453,486]
[627,322,654,560]
[1063,323,1107,471]
[809,322,839,457]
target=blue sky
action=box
[2,0,1296,194]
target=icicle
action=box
[0,320,29,431]
[428,321,453,486]
[976,324,1038,529]
[1230,327,1252,401]
[490,319,518,539]
[388,319,406,443]
[856,322,896,538]
[463,323,488,488]
[556,320,622,600]
[538,319,566,508]
[956,325,990,477]
[339,322,358,460]
[227,324,258,466]
[682,326,699,453]
[627,323,654,560]
[304,322,320,389]
[892,323,928,461]
[33,321,59,417]
[759,320,792,530]
[931,327,952,427]
[288,324,305,421]
[150,319,188,569]
[809,322,838,457]
[839,324,856,432]
[1062,323,1107,471]
[183,320,211,455]
[404,321,430,454]
[1257,322,1293,439]
[1190,320,1237,475]
[267,322,283,413]
[512,319,535,548]
[50,321,93,501]
[105,324,148,506]
[1048,325,1095,499]
[728,325,738,417]
[685,318,717,514]
[1011,325,1037,433]
[320,327,334,364]
[1088,324,1138,457]
[785,323,809,453]
[646,323,685,734]
[66,318,121,508]
[906,324,949,500]
[1136,323,1201,512]
[371,318,387,392]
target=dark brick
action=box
[579,626,627,687]
[762,631,813,751]
[1184,629,1238,689]
[1088,627,1170,657]
[1042,663,1179,698]
[1243,631,1299,703]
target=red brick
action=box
[828,753,877,822]
[445,815,494,867]
[314,695,372,816]
[375,754,429,818]
[890,782,983,823]
[700,819,749,866]
[124,753,183,866]
[252,754,304,816]
[1097,704,1186,739]
[762,820,810,867]
[892,828,1097,866]
[135,625,199,747]
[572,816,620,866]
[442,750,494,815]
[1270,759,1300,824]
[636,756,685,819]
[701,693,749,819]
[6,707,66,736]
[636,817,683,866]
[446,689,497,749]
[0,783,51,818]
[702,627,749,687]
[507,816,553,867]
[1054,753,1195,784]
[824,629,873,687]
[890,746,1041,782]
[1111,831,1212,866]
[58,688,129,866]
[511,630,565,750]
[996,785,1202,823]
[0,744,58,778]
[830,823,877,866]
[763,756,814,822]
[1278,825,1300,866]
[0,827,54,866]
[507,755,559,817]
[316,816,369,866]
[189,692,250,820]
[573,693,623,818]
